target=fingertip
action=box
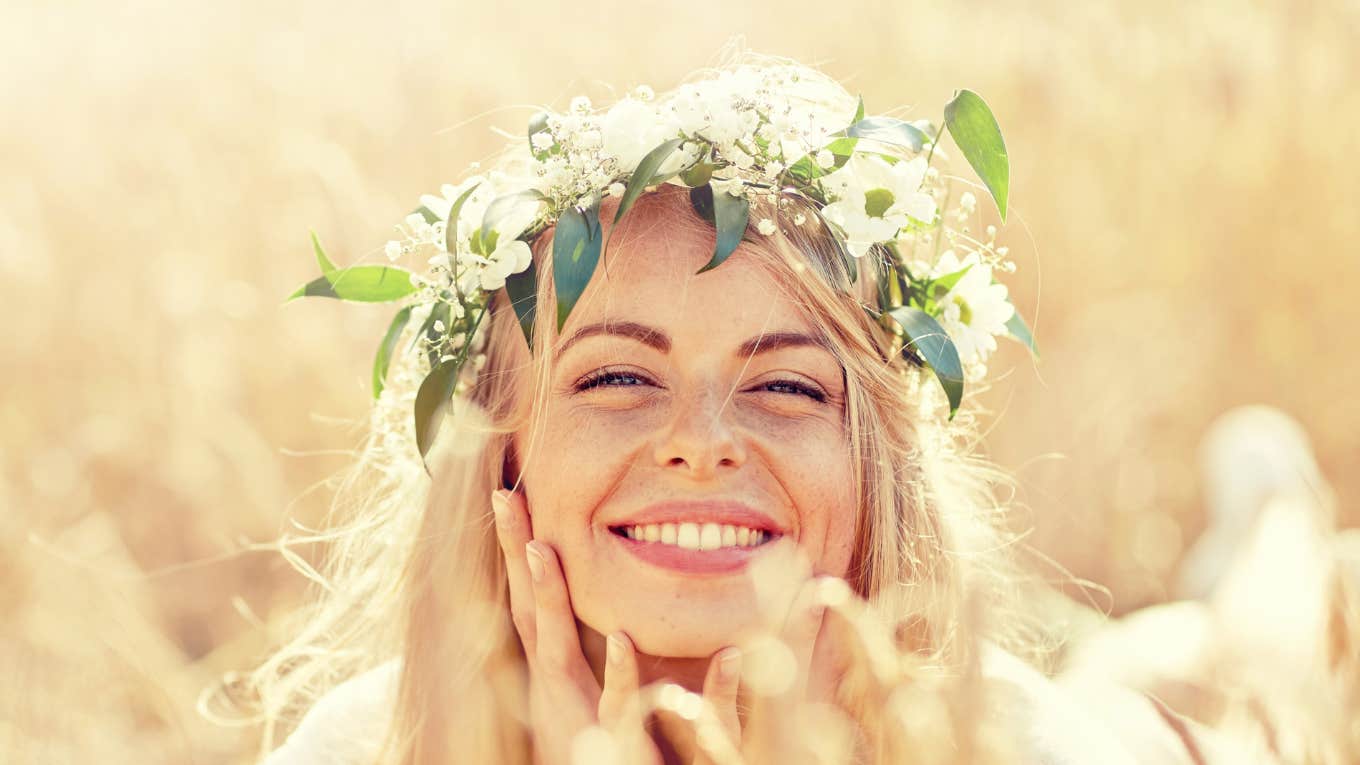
[718,646,742,683]
[607,631,633,668]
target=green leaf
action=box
[504,258,538,348]
[782,136,859,183]
[690,182,750,274]
[679,160,715,188]
[553,198,604,331]
[885,307,965,419]
[852,94,865,124]
[413,358,460,461]
[311,231,338,274]
[412,206,440,225]
[288,265,418,303]
[443,182,483,253]
[372,305,413,398]
[844,117,928,153]
[614,138,686,226]
[930,263,973,293]
[1004,310,1039,359]
[944,90,1009,221]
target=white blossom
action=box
[929,249,1014,367]
[757,218,777,236]
[600,97,671,175]
[820,154,936,258]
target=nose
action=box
[652,385,747,480]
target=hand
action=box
[492,489,744,765]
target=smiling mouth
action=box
[608,522,779,551]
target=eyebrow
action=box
[558,321,670,355]
[556,320,833,359]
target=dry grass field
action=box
[2,0,1357,761]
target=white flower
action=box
[706,104,758,149]
[929,249,1014,367]
[530,131,555,152]
[757,218,777,236]
[815,149,835,168]
[600,97,673,175]
[384,241,403,261]
[478,237,532,291]
[475,195,540,291]
[819,154,937,258]
[665,84,710,136]
[569,95,592,114]
[958,191,977,213]
[607,182,626,197]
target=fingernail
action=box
[607,633,627,666]
[525,542,545,582]
[491,491,508,525]
[719,647,742,681]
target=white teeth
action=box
[620,521,772,550]
[677,523,701,550]
[699,523,721,551]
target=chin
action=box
[579,582,776,659]
[623,615,747,658]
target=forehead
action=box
[564,221,812,340]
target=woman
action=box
[238,52,1211,764]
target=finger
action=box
[597,632,660,764]
[782,576,828,703]
[692,646,742,765]
[525,540,599,695]
[597,632,643,729]
[492,489,537,652]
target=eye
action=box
[756,378,827,402]
[574,368,655,392]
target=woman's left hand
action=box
[492,489,744,765]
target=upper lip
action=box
[608,500,786,534]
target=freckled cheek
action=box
[784,438,857,577]
[527,407,659,541]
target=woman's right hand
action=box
[491,489,744,765]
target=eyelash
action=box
[573,367,652,389]
[575,369,827,402]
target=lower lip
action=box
[610,531,777,574]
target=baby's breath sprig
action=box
[289,64,1036,472]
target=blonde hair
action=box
[226,49,1045,764]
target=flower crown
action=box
[289,64,1037,470]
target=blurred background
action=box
[2,0,1356,761]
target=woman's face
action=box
[513,217,858,658]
